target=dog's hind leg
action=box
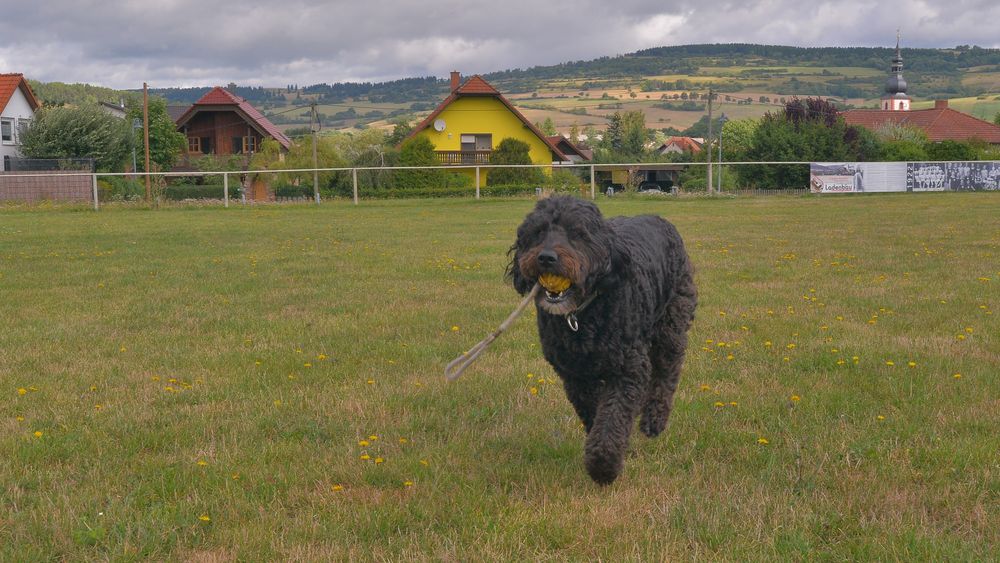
[640,306,693,437]
[639,337,684,438]
[562,377,601,433]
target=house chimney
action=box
[934,99,949,109]
[450,71,460,93]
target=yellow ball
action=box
[538,273,571,293]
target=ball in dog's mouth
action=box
[538,273,573,304]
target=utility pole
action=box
[311,103,320,204]
[706,87,713,195]
[143,83,151,201]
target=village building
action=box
[406,72,574,183]
[841,36,1000,144]
[0,73,41,169]
[172,86,291,164]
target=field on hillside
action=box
[2,195,998,560]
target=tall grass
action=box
[2,194,997,560]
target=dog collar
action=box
[566,291,600,332]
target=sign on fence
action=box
[811,161,1000,193]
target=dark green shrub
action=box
[163,184,241,200]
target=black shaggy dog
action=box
[507,195,696,485]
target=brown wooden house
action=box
[174,87,291,162]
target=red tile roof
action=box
[408,75,567,161]
[546,135,591,161]
[841,103,1000,144]
[175,87,291,149]
[0,73,41,113]
[659,136,703,153]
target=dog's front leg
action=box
[583,358,650,485]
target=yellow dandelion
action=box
[450,326,459,332]
[360,454,371,461]
[198,515,211,522]
[419,459,429,466]
[366,379,375,385]
[964,327,973,334]
[713,401,724,408]
[729,401,738,407]
[956,334,966,340]
[303,363,312,368]
[885,360,895,366]
[757,437,769,445]
[17,388,27,396]
[332,484,343,492]
[273,399,282,407]
[786,343,796,349]
[877,415,886,421]
[34,431,43,438]
[790,395,801,402]
[764,341,772,347]
[16,416,25,422]
[403,480,414,487]
[374,457,384,465]
[530,387,538,395]
[699,384,711,391]
[232,473,240,480]
[119,346,126,352]
[295,348,302,353]
[369,435,378,441]
[318,354,328,361]
[151,375,160,382]
[953,373,962,379]
[399,438,408,444]
[908,361,916,368]
[358,440,369,447]
[197,460,208,466]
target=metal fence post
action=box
[352,168,359,205]
[92,174,99,210]
[590,165,595,199]
[475,167,480,199]
[223,173,229,208]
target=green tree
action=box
[250,136,348,195]
[19,104,130,171]
[739,98,879,189]
[488,138,543,186]
[994,112,1000,127]
[396,136,444,189]
[925,140,978,161]
[539,117,557,136]
[127,97,186,171]
[602,111,647,159]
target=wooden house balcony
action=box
[436,150,492,165]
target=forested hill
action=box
[32,43,1000,109]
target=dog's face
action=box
[507,196,613,316]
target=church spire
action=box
[882,30,910,111]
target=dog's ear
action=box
[505,243,533,295]
[588,229,630,293]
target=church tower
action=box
[881,31,910,111]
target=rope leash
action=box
[444,283,540,382]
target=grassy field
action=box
[2,194,998,560]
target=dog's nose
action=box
[538,249,558,266]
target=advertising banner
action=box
[812,161,1000,193]
[810,163,906,193]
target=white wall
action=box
[1,86,37,161]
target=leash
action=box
[445,283,540,382]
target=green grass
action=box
[2,194,998,560]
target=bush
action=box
[274,184,314,199]
[163,184,241,200]
[98,176,144,201]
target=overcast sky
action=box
[2,1,998,90]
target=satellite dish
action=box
[433,119,446,132]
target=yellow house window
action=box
[460,134,492,152]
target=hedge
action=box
[163,184,241,200]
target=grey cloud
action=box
[1,0,996,89]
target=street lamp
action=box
[717,113,728,194]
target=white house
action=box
[0,73,41,168]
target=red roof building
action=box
[0,73,41,164]
[0,73,41,114]
[174,87,291,158]
[842,100,1000,144]
[657,136,704,155]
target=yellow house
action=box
[407,72,569,183]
